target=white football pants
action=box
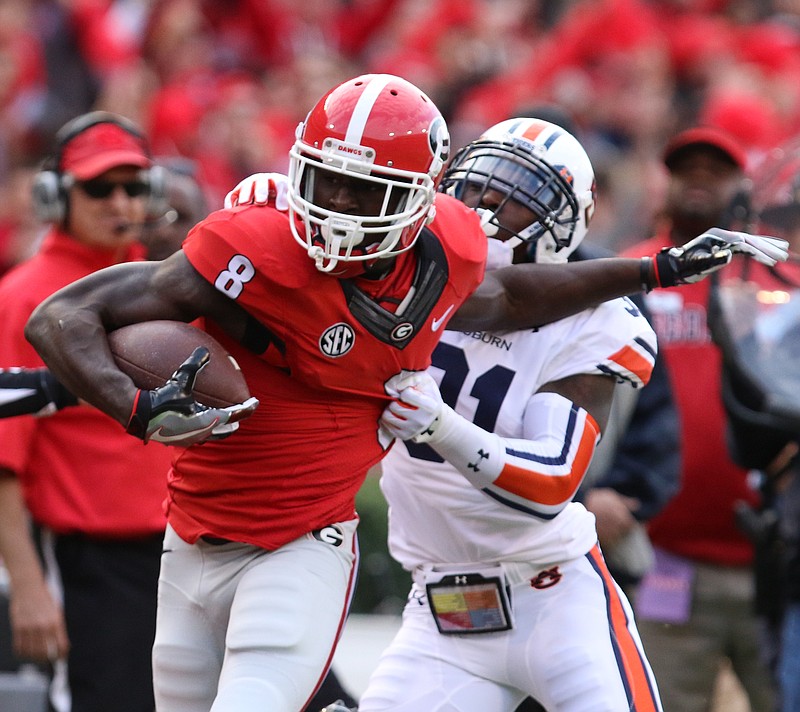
[359,545,662,712]
[152,521,358,712]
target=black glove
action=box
[126,347,258,447]
[648,232,735,289]
[643,227,790,291]
[0,368,78,418]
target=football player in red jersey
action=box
[22,75,787,712]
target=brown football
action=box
[108,321,250,408]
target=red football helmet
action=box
[288,74,451,274]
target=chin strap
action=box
[308,244,334,272]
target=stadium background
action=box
[1,1,797,709]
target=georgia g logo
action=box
[428,116,451,178]
[391,322,414,341]
[313,525,344,547]
[320,323,355,358]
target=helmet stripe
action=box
[519,120,562,149]
[345,74,392,145]
[542,131,561,149]
[520,121,549,142]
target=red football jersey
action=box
[173,194,486,549]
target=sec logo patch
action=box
[320,323,355,357]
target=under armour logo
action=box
[530,566,562,589]
[418,416,439,440]
[454,575,467,584]
[468,449,490,472]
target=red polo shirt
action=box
[0,229,172,537]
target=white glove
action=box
[703,227,789,267]
[224,172,290,211]
[485,237,514,271]
[380,370,443,442]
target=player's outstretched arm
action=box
[449,228,789,332]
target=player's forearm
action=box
[420,393,600,517]
[450,258,645,332]
[26,255,252,431]
[25,269,145,426]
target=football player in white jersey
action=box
[362,118,665,712]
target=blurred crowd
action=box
[2,0,800,275]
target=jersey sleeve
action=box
[183,207,260,289]
[541,297,657,388]
[418,392,600,519]
[408,298,658,518]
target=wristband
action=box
[653,248,680,288]
[126,389,151,439]
[640,256,655,292]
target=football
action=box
[108,321,250,408]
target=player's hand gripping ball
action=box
[109,321,250,408]
[110,321,257,446]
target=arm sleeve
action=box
[422,391,600,518]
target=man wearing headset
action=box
[0,111,174,712]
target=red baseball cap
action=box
[60,122,152,180]
[662,126,747,171]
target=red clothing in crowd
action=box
[622,231,759,566]
[0,228,171,537]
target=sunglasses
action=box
[76,178,149,199]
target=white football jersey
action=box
[381,295,657,569]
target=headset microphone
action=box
[111,209,179,235]
[145,209,179,227]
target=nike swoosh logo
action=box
[431,304,455,331]
[150,421,217,445]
